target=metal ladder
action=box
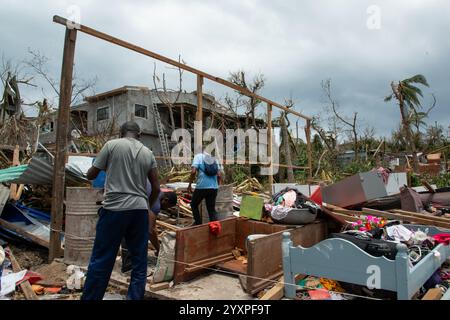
[152,103,171,168]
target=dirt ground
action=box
[7,243,48,270]
[33,261,68,286]
[3,241,157,300]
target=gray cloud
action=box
[1,0,449,139]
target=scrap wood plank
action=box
[323,204,362,216]
[156,220,181,232]
[390,209,450,223]
[149,281,170,292]
[422,180,436,193]
[325,211,360,222]
[260,274,306,300]
[260,276,284,300]
[0,218,50,248]
[422,288,443,300]
[319,206,349,226]
[8,248,38,300]
[9,145,19,200]
[363,208,450,229]
[184,252,234,273]
[12,184,25,201]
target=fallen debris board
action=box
[422,288,443,300]
[422,180,436,193]
[156,220,181,232]
[363,208,450,229]
[0,218,50,248]
[390,209,450,223]
[321,171,387,208]
[8,248,38,300]
[150,282,170,292]
[259,276,284,300]
[239,196,265,220]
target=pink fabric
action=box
[433,233,450,245]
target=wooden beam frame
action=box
[52,15,311,121]
[51,16,316,242]
[267,103,273,194]
[49,27,77,262]
[306,119,313,180]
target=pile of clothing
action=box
[336,221,450,267]
[265,187,320,224]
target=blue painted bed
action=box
[282,225,450,300]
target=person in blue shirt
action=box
[187,152,222,225]
[121,181,177,273]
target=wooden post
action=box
[267,103,273,194]
[49,27,77,262]
[180,105,185,130]
[195,75,203,155]
[9,145,20,199]
[305,119,312,181]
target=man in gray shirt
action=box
[81,121,160,300]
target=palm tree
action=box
[385,74,429,171]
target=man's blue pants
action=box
[81,208,149,300]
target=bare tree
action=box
[24,49,97,107]
[228,70,265,129]
[322,79,359,160]
[152,56,185,132]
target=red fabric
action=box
[17,271,43,285]
[209,221,222,235]
[44,287,62,294]
[310,187,322,206]
[433,233,450,245]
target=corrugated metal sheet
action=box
[0,164,27,183]
[0,157,88,185]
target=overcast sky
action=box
[1,0,449,139]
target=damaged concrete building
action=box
[39,86,240,164]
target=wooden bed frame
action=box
[282,225,450,300]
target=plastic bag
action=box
[66,265,85,290]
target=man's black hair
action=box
[120,121,141,137]
[162,191,177,207]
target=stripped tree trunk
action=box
[281,113,294,182]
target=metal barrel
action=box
[64,187,103,266]
[201,184,234,223]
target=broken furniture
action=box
[282,225,450,300]
[321,171,388,208]
[173,216,327,294]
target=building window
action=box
[97,106,110,121]
[135,104,147,119]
